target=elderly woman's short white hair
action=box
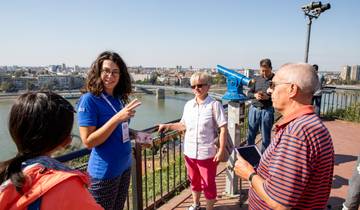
[190,72,211,86]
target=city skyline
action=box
[0,0,359,71]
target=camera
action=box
[302,1,331,17]
[301,1,322,11]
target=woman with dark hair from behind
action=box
[77,51,141,210]
[0,91,103,209]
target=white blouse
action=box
[180,96,227,160]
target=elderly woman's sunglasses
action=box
[191,84,207,89]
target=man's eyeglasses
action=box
[191,84,207,89]
[101,69,120,76]
[269,81,291,90]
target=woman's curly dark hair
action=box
[84,51,132,103]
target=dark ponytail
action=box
[0,153,36,193]
[0,91,74,193]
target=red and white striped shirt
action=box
[249,105,334,209]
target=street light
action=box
[302,1,331,63]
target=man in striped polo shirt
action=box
[234,63,335,209]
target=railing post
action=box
[225,101,245,196]
[132,142,143,210]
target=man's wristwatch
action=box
[248,172,257,188]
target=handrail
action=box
[55,103,231,210]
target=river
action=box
[0,93,193,161]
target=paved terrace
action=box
[158,120,360,210]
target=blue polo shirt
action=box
[77,92,132,179]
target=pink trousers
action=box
[184,156,217,200]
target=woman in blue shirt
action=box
[77,51,141,210]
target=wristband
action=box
[248,172,257,188]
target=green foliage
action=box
[149,72,158,85]
[335,80,360,85]
[142,153,187,205]
[323,102,360,122]
[1,81,17,92]
[135,80,147,84]
[212,74,226,85]
[14,70,25,78]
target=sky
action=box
[0,0,359,71]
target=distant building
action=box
[130,73,150,82]
[38,75,84,90]
[179,77,190,87]
[340,65,351,81]
[74,65,80,72]
[350,65,360,81]
[176,65,182,71]
[48,65,61,73]
[14,77,38,90]
[0,74,11,84]
[62,63,67,71]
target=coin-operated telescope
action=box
[216,65,253,101]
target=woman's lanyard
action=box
[101,93,130,142]
[101,93,122,113]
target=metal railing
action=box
[55,118,190,210]
[55,103,251,210]
[321,86,360,121]
[131,122,189,210]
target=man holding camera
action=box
[246,58,274,153]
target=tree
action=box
[212,74,226,85]
[1,81,17,92]
[149,72,158,85]
[51,79,59,90]
[26,81,37,90]
[14,70,25,78]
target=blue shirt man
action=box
[246,58,274,153]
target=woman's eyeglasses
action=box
[191,84,207,89]
[101,69,120,76]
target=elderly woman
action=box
[158,72,227,210]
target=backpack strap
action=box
[211,101,218,128]
[211,101,220,140]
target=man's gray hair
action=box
[278,63,320,95]
[190,71,211,86]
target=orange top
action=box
[0,164,103,210]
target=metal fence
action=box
[56,119,190,210]
[321,86,360,121]
[55,103,252,210]
[131,122,189,210]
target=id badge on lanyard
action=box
[122,122,130,143]
[101,93,130,143]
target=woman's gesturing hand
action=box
[116,99,141,123]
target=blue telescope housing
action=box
[216,65,252,101]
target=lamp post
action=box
[302,1,331,63]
